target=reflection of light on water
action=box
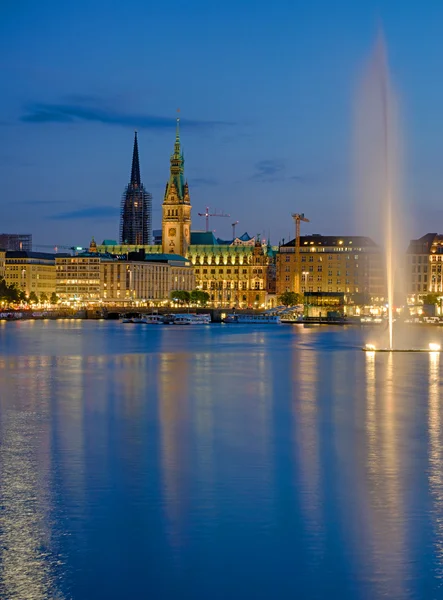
[292,350,324,557]
[159,353,191,550]
[364,352,408,598]
[428,352,443,579]
[0,357,65,600]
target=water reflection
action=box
[1,323,443,599]
[428,352,443,581]
[364,352,409,598]
[159,352,191,550]
[0,357,65,600]
[292,349,324,560]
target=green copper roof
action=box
[166,117,186,200]
[191,231,219,245]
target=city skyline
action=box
[2,2,443,247]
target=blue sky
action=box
[1,0,443,247]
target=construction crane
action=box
[198,207,230,232]
[232,221,239,239]
[291,213,310,294]
[33,244,84,255]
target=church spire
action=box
[130,131,141,187]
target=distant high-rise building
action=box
[0,233,32,252]
[120,132,152,245]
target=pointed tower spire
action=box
[173,115,181,159]
[130,130,141,187]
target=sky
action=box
[2,0,443,248]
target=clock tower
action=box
[162,118,191,256]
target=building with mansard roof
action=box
[276,234,385,302]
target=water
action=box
[1,320,443,599]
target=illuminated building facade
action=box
[5,251,58,297]
[56,241,194,304]
[276,235,385,301]
[406,233,443,299]
[97,120,277,308]
[161,118,191,256]
[0,250,5,279]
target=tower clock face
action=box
[169,228,176,236]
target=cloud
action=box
[21,199,67,206]
[21,101,233,131]
[191,177,218,187]
[49,206,119,220]
[252,159,285,182]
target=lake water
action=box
[1,320,443,599]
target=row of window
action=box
[284,254,360,262]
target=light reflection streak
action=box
[364,352,408,598]
[159,353,191,551]
[0,356,66,600]
[292,349,324,559]
[428,352,443,580]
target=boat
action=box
[131,315,145,324]
[120,314,133,323]
[173,314,195,325]
[222,313,281,324]
[189,313,211,323]
[142,314,163,325]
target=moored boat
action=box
[222,314,281,324]
[142,314,163,324]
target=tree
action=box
[170,290,190,305]
[278,291,302,306]
[50,292,59,305]
[40,292,48,304]
[350,292,371,306]
[0,279,19,304]
[28,291,38,304]
[190,289,210,306]
[423,293,440,306]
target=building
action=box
[56,241,101,302]
[188,233,276,307]
[0,250,5,279]
[406,233,441,299]
[276,234,385,302]
[120,132,152,245]
[5,251,58,298]
[0,234,32,252]
[304,292,345,319]
[97,118,277,308]
[161,118,192,257]
[56,240,194,305]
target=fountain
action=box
[357,33,440,353]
